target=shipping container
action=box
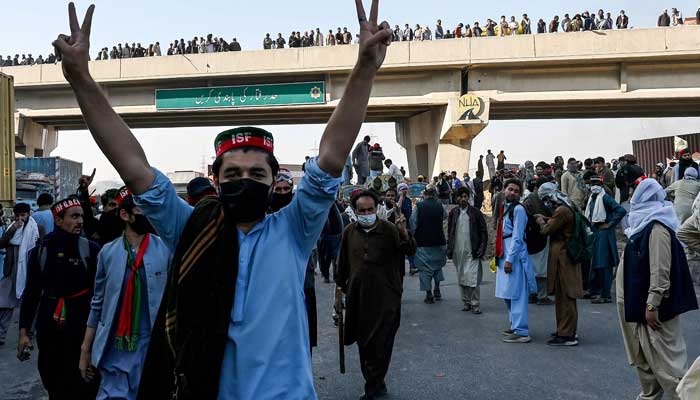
[632,133,700,175]
[16,157,83,200]
[0,73,14,207]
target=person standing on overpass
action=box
[52,1,393,398]
[486,150,496,179]
[353,135,371,184]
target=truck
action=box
[15,157,83,205]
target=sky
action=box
[3,0,700,185]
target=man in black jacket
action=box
[17,198,101,399]
[447,187,488,314]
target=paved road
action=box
[2,263,699,400]
[312,264,700,400]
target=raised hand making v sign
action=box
[53,2,397,399]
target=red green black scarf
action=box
[115,232,150,351]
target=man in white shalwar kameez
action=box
[447,188,488,314]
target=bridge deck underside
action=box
[29,96,700,131]
[29,104,438,130]
[490,98,700,120]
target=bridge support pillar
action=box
[396,96,489,180]
[15,115,57,157]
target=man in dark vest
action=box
[410,185,447,303]
[618,178,698,399]
[53,1,393,398]
[17,198,101,399]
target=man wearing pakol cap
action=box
[617,177,698,400]
[17,198,101,398]
[0,203,40,346]
[55,1,394,398]
[536,183,584,346]
[78,189,171,400]
[410,184,448,304]
[495,179,537,343]
[586,175,626,304]
[666,167,700,224]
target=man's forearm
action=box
[69,75,154,194]
[317,65,377,176]
[80,326,96,354]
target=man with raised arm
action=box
[53,2,391,399]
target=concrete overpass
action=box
[4,26,700,178]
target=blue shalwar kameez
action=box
[97,269,150,400]
[495,203,536,337]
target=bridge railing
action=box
[3,27,700,87]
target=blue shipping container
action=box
[15,157,83,200]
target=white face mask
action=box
[357,214,377,228]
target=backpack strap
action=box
[38,245,47,273]
[78,237,90,270]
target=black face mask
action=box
[100,209,125,238]
[219,179,272,223]
[129,214,155,235]
[270,192,294,213]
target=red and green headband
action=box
[116,187,132,206]
[214,127,274,158]
[51,198,82,217]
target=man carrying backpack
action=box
[495,179,537,343]
[535,183,584,346]
[17,198,102,398]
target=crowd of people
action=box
[0,53,59,67]
[4,7,699,66]
[93,33,244,61]
[263,28,357,49]
[259,8,696,49]
[1,2,700,400]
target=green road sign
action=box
[155,81,326,110]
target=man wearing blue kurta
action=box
[135,156,338,399]
[495,179,536,343]
[55,1,394,398]
[79,190,171,399]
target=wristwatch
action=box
[646,304,657,311]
